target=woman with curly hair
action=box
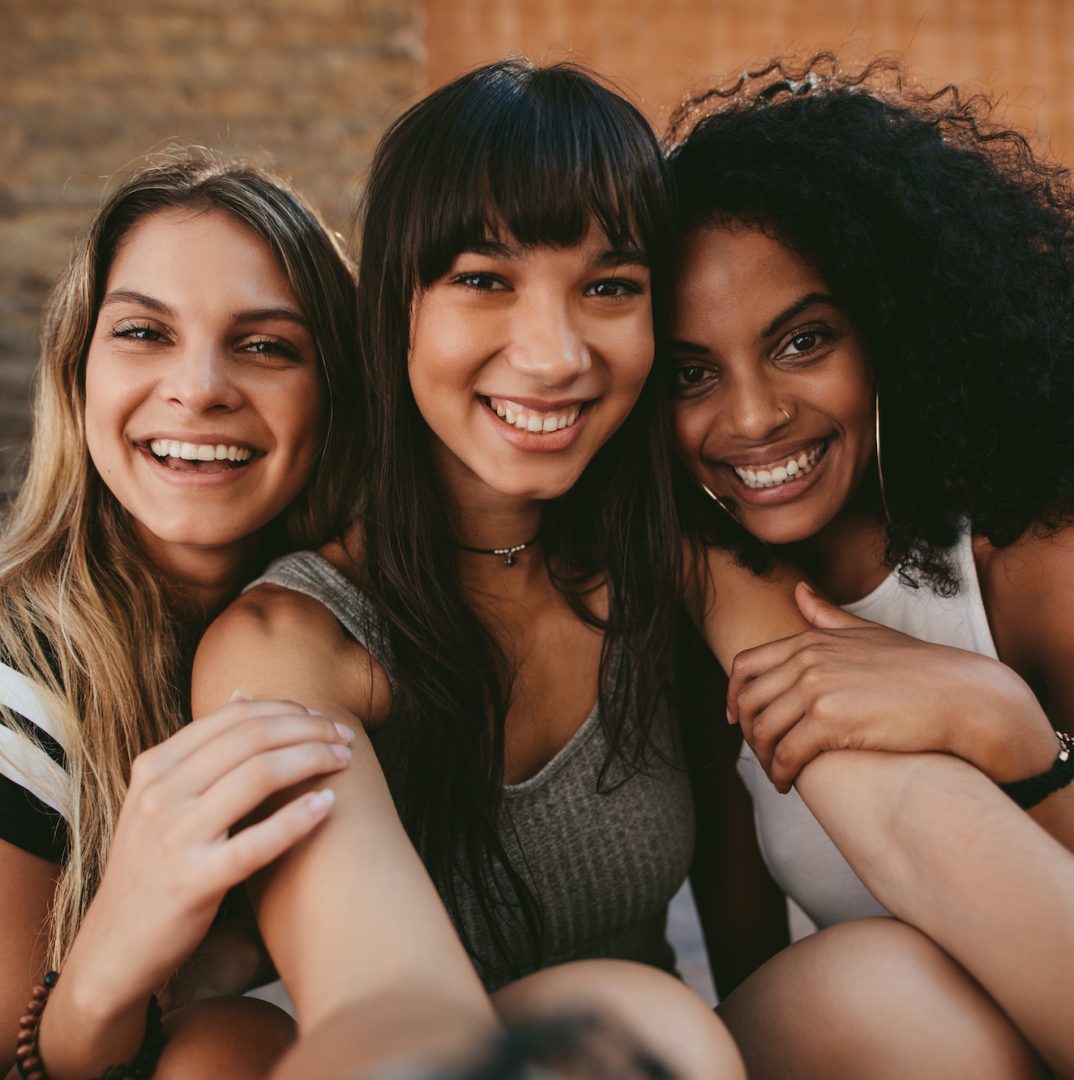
[666,55,1074,1075]
[1,157,366,1077]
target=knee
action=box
[721,918,1044,1080]
[495,960,745,1080]
[156,995,296,1080]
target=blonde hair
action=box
[0,155,361,966]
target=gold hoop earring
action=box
[700,481,736,518]
[875,393,893,526]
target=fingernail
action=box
[330,743,352,761]
[307,707,325,717]
[800,581,817,595]
[305,789,335,815]
[726,707,737,725]
[334,722,356,743]
[230,689,250,701]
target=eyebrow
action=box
[100,290,309,330]
[100,289,172,315]
[665,290,840,357]
[458,240,650,270]
[761,291,839,339]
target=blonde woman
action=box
[1,158,363,1078]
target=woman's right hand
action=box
[37,696,354,1076]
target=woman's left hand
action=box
[727,582,1054,792]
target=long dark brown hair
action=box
[354,59,681,978]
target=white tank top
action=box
[736,529,999,928]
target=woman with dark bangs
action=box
[189,58,784,1078]
[666,55,1074,1076]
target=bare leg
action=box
[494,959,746,1080]
[719,918,1044,1080]
[795,751,1074,1075]
[157,996,295,1080]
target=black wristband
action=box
[998,729,1074,810]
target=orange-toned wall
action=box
[426,0,1074,163]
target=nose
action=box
[721,371,790,442]
[159,339,243,414]
[505,292,591,388]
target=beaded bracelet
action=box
[15,971,165,1080]
[999,729,1074,810]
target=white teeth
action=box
[733,443,824,489]
[486,397,583,435]
[148,439,253,463]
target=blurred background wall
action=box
[3,0,1073,494]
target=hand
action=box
[726,582,1049,792]
[62,696,355,1013]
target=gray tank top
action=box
[251,551,695,990]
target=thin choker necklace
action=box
[455,534,540,567]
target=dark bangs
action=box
[369,59,671,297]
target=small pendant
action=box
[503,551,518,567]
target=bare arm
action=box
[192,586,496,1051]
[0,841,55,1076]
[978,527,1074,847]
[795,750,1074,1078]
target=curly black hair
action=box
[666,53,1074,592]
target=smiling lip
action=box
[134,435,264,483]
[481,395,593,452]
[716,438,831,506]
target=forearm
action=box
[36,965,151,1080]
[795,750,1074,1077]
[250,724,493,1035]
[948,673,1074,852]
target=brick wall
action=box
[426,0,1074,159]
[5,1,1073,496]
[0,0,422,494]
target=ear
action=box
[794,580,869,630]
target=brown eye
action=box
[789,331,819,352]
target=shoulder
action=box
[0,663,69,860]
[975,524,1074,693]
[193,559,392,729]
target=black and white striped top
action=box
[0,661,70,862]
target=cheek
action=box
[670,401,709,463]
[82,360,124,468]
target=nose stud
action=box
[777,405,791,422]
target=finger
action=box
[726,632,809,723]
[185,740,353,840]
[207,788,336,888]
[766,711,831,792]
[742,680,814,777]
[154,711,355,800]
[136,697,325,778]
[733,656,806,745]
[795,581,869,631]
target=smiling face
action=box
[83,207,325,577]
[668,225,875,546]
[408,224,654,506]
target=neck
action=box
[136,531,256,620]
[786,486,891,604]
[437,470,546,598]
